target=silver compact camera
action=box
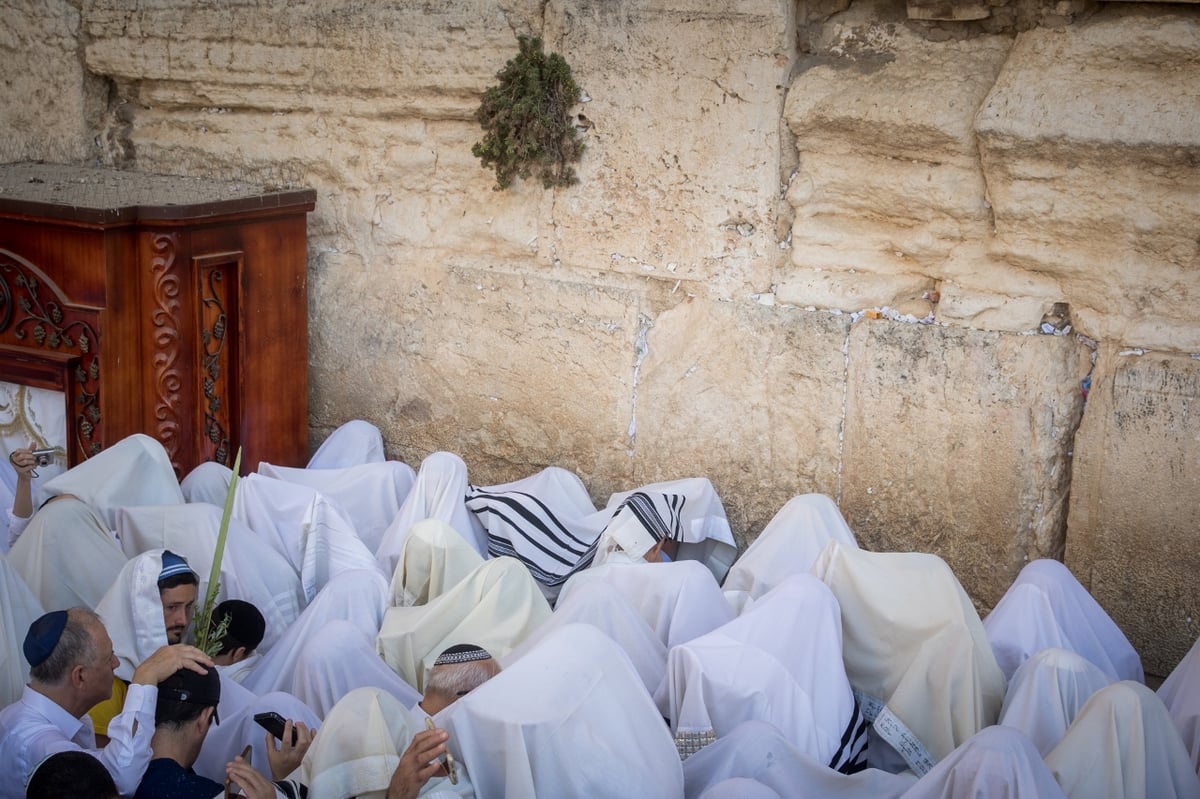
[31,447,55,466]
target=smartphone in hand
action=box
[254,711,298,745]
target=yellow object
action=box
[87,676,128,737]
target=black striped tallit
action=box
[827,694,871,774]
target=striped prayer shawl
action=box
[828,695,871,774]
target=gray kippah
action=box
[433,643,492,666]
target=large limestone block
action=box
[1066,348,1200,677]
[783,20,1017,318]
[976,10,1200,351]
[545,0,794,297]
[309,259,642,493]
[841,319,1087,609]
[631,300,850,545]
[0,0,94,163]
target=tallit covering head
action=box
[722,493,858,605]
[36,433,184,528]
[500,578,667,714]
[389,518,485,608]
[601,491,684,561]
[376,451,489,575]
[984,558,1143,683]
[377,557,551,693]
[241,567,388,697]
[232,472,376,602]
[115,502,304,655]
[811,541,1006,775]
[258,460,415,554]
[8,496,127,611]
[179,461,233,505]
[438,624,683,798]
[96,549,176,680]
[0,552,43,706]
[465,466,603,600]
[668,574,867,774]
[307,419,386,469]
[1045,680,1200,799]
[1158,633,1200,773]
[998,647,1114,756]
[603,478,737,583]
[559,559,734,650]
[682,719,917,799]
[290,620,420,719]
[902,725,1067,799]
[301,686,470,799]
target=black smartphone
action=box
[254,711,298,745]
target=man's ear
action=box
[232,646,248,663]
[69,663,88,689]
[196,706,216,734]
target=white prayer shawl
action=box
[195,690,322,786]
[301,686,471,799]
[1045,680,1200,799]
[258,460,416,555]
[241,568,389,697]
[377,557,551,693]
[289,619,421,719]
[698,778,782,799]
[465,466,603,599]
[36,433,184,528]
[722,493,858,608]
[307,419,386,469]
[376,452,489,575]
[179,461,233,505]
[233,473,377,603]
[558,559,735,650]
[681,719,917,799]
[604,478,738,585]
[1158,634,1200,774]
[115,503,305,654]
[998,647,1114,756]
[439,624,683,799]
[0,552,43,707]
[8,497,127,612]
[668,574,867,774]
[901,725,1068,799]
[95,549,173,680]
[499,578,668,714]
[983,558,1143,683]
[389,518,485,607]
[811,541,1007,776]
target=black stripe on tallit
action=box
[467,488,595,552]
[615,491,685,542]
[827,695,871,775]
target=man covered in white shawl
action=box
[983,558,1143,683]
[389,519,485,608]
[811,541,1007,776]
[0,551,44,708]
[1158,633,1200,774]
[307,420,386,469]
[997,647,1114,756]
[437,624,683,799]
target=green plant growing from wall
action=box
[473,35,584,191]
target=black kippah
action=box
[433,643,492,666]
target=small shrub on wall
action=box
[472,35,584,191]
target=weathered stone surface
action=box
[632,300,850,546]
[976,9,1200,351]
[841,319,1088,610]
[3,0,1200,675]
[0,0,93,164]
[1067,347,1200,677]
[784,16,1030,328]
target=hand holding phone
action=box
[425,717,457,784]
[254,711,298,745]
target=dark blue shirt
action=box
[133,758,223,799]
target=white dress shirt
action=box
[0,682,157,798]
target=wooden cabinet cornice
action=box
[0,162,316,478]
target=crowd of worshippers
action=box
[0,423,1196,799]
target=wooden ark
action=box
[0,162,316,477]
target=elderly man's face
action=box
[160,583,197,644]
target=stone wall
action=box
[2,0,1197,675]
